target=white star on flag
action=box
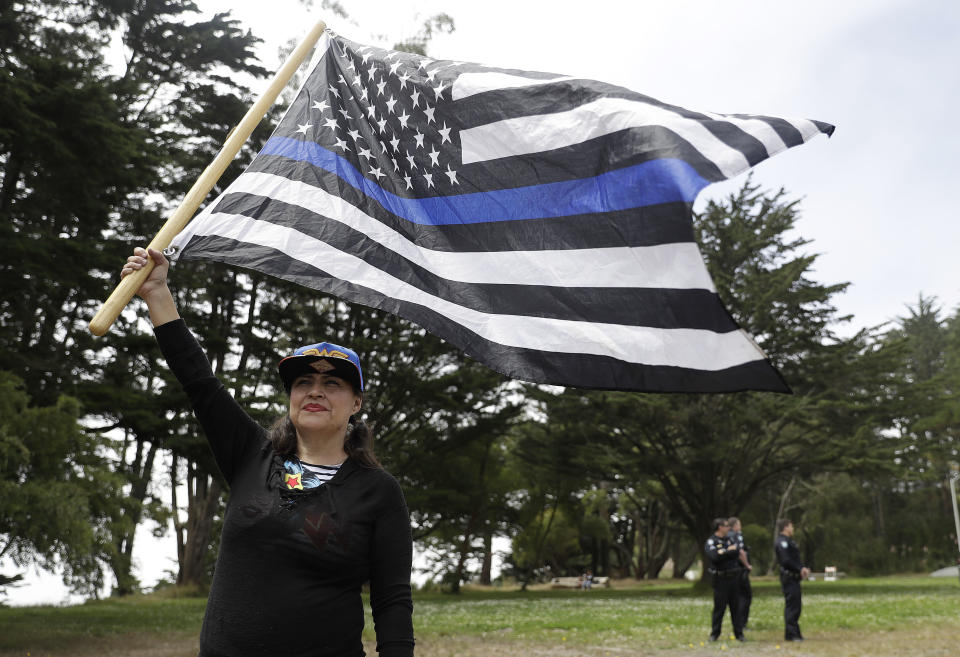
[438,123,452,144]
[444,165,458,185]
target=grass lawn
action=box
[2,575,958,656]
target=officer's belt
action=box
[779,568,802,580]
[709,568,740,578]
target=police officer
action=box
[775,519,810,642]
[727,517,753,629]
[704,518,745,642]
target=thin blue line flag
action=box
[169,31,834,393]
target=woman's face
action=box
[288,372,362,439]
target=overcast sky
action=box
[8,0,958,605]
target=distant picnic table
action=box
[550,576,610,589]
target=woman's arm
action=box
[121,247,266,482]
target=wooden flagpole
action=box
[88,20,328,337]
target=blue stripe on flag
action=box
[258,136,709,226]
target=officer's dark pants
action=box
[780,575,803,639]
[738,571,753,626]
[711,573,743,639]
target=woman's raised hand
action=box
[121,247,170,301]
[120,247,180,326]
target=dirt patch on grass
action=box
[0,631,198,657]
[2,626,959,657]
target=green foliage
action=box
[783,297,960,576]
[514,179,903,582]
[510,506,581,577]
[1,0,274,595]
[740,522,771,573]
[0,371,124,595]
[798,473,892,574]
[885,296,958,483]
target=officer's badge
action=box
[781,540,788,548]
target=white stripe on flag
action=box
[194,172,718,291]
[783,118,824,142]
[453,71,573,101]
[460,96,751,177]
[172,212,767,370]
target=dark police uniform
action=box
[727,528,752,628]
[704,533,744,641]
[775,532,805,641]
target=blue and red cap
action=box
[278,342,364,393]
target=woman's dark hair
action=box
[777,518,793,533]
[267,411,381,469]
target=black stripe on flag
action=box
[203,196,735,330]
[177,236,789,393]
[454,78,730,130]
[233,159,698,251]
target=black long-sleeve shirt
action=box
[704,534,740,573]
[728,530,749,563]
[156,319,414,657]
[775,533,804,574]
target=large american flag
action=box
[168,31,834,392]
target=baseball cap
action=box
[278,341,364,393]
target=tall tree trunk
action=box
[769,475,797,575]
[452,512,478,593]
[111,440,160,595]
[171,454,185,572]
[179,466,223,587]
[872,485,886,537]
[635,517,647,580]
[672,541,698,579]
[646,504,672,578]
[480,530,493,585]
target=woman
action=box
[122,247,414,657]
